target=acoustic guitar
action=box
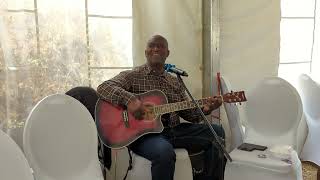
[95,90,246,149]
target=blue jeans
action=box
[129,123,225,180]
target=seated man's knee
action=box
[155,144,176,163]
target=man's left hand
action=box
[203,96,222,114]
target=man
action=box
[97,35,225,180]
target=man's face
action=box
[145,37,170,65]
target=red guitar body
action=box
[95,90,167,149]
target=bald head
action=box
[146,35,168,49]
[145,35,170,66]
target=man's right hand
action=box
[127,98,144,120]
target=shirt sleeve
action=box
[97,70,136,106]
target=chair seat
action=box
[175,148,191,159]
[225,148,302,180]
[229,149,292,173]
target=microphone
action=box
[164,64,189,77]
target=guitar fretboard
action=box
[151,90,246,115]
[153,98,210,115]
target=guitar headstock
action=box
[222,91,247,104]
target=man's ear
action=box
[166,50,170,57]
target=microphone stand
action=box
[176,74,232,162]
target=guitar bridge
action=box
[122,110,130,128]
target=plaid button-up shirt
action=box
[97,64,202,127]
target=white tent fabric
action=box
[133,0,203,98]
[311,2,320,83]
[220,0,281,90]
[218,0,281,142]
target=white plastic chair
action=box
[224,77,303,180]
[23,94,103,180]
[0,129,34,180]
[112,147,193,180]
[220,76,244,151]
[298,74,320,166]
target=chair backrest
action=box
[244,77,302,149]
[220,76,244,151]
[297,74,320,120]
[0,129,34,180]
[23,94,103,180]
[65,86,112,170]
[297,74,320,165]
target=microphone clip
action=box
[164,63,189,77]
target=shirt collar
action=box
[143,64,166,77]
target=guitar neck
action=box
[154,98,209,115]
[152,90,246,115]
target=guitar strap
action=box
[98,138,106,180]
[123,148,133,180]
